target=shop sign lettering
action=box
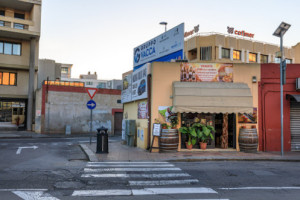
[184,25,200,38]
[227,26,254,38]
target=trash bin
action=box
[96,126,108,154]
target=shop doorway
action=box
[0,99,26,130]
[180,113,236,149]
[114,112,123,136]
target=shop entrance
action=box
[0,98,26,130]
[181,113,236,149]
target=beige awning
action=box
[172,82,253,113]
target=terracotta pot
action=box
[185,142,193,150]
[200,142,207,150]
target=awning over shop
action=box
[172,82,253,113]
[286,94,300,102]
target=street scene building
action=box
[0,0,41,131]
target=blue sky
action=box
[39,0,300,79]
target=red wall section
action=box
[259,64,300,151]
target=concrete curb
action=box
[80,144,98,162]
[166,158,300,162]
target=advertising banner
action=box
[180,63,233,82]
[133,23,184,69]
[121,73,132,103]
[132,64,147,101]
[238,108,257,123]
[138,102,148,119]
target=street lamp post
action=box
[273,22,291,156]
[159,22,168,32]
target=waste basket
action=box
[96,126,108,153]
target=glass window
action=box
[12,44,21,55]
[9,73,16,85]
[61,67,68,73]
[13,23,24,30]
[14,13,25,19]
[261,55,268,63]
[286,59,292,64]
[0,42,3,54]
[0,21,4,27]
[222,48,230,59]
[233,50,241,60]
[200,46,212,60]
[0,10,4,16]
[4,43,12,55]
[2,72,9,85]
[249,53,257,62]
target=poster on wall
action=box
[138,102,148,119]
[238,108,257,123]
[121,73,132,103]
[132,64,148,101]
[180,63,233,82]
[133,23,184,69]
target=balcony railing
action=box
[0,17,32,31]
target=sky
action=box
[39,0,300,80]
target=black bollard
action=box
[96,126,108,154]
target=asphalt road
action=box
[0,137,300,200]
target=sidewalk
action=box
[81,137,300,162]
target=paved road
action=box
[0,138,300,200]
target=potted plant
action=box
[168,115,178,129]
[179,125,198,150]
[196,124,215,150]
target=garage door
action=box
[290,101,300,151]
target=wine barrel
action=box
[160,129,179,152]
[238,128,258,153]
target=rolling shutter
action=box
[290,101,300,151]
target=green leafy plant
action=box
[168,115,178,128]
[161,123,169,129]
[196,124,215,143]
[179,125,198,145]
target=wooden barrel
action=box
[160,129,179,152]
[238,128,258,153]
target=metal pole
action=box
[90,109,92,145]
[280,32,284,156]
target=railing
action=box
[0,17,32,31]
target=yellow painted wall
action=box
[123,100,148,133]
[233,63,261,151]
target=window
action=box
[86,81,93,85]
[249,53,257,62]
[0,42,21,56]
[222,48,230,59]
[286,59,292,64]
[233,50,241,60]
[261,55,268,63]
[187,48,197,60]
[61,67,68,73]
[14,23,25,30]
[117,100,122,104]
[200,46,212,60]
[14,13,25,19]
[0,10,4,16]
[0,21,4,27]
[0,72,17,86]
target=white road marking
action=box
[84,167,181,172]
[72,187,217,196]
[87,164,174,167]
[81,173,191,178]
[72,189,132,196]
[13,191,59,200]
[219,186,300,190]
[129,179,199,186]
[88,161,169,164]
[16,146,38,155]
[0,189,47,191]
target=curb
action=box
[80,144,98,162]
[166,158,300,162]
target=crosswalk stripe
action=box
[129,179,199,186]
[84,167,181,172]
[88,161,169,164]
[219,187,300,190]
[72,187,217,196]
[81,173,191,178]
[13,191,59,200]
[87,164,174,167]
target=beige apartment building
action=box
[0,0,41,130]
[184,33,300,64]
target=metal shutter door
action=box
[290,101,300,151]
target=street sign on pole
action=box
[87,100,96,110]
[85,88,97,99]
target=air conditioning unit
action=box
[296,78,300,91]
